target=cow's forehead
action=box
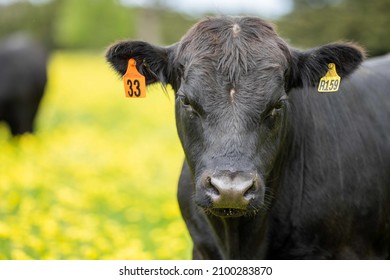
[175,17,288,106]
[176,16,289,76]
[182,62,284,109]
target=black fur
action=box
[106,16,389,259]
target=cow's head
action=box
[106,16,364,218]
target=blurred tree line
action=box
[277,0,390,56]
[0,0,197,50]
[0,0,388,56]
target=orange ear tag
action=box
[123,58,146,98]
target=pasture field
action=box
[0,52,191,259]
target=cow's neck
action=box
[222,218,240,259]
[208,214,269,259]
[207,160,286,259]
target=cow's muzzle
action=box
[197,170,264,218]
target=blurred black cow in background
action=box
[0,33,48,136]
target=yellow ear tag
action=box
[123,58,146,98]
[318,63,341,93]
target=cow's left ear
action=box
[286,42,365,90]
[106,40,177,86]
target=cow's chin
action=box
[208,208,247,218]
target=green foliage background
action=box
[277,0,390,56]
[0,52,191,259]
[1,0,389,55]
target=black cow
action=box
[106,16,390,259]
[0,33,48,136]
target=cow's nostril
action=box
[206,176,220,196]
[243,183,257,199]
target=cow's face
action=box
[172,18,292,217]
[106,16,364,218]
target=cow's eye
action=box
[263,95,288,128]
[177,94,192,109]
[177,93,199,118]
[271,101,284,116]
[179,95,191,107]
[177,92,205,119]
[269,96,287,116]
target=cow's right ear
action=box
[286,42,365,91]
[106,40,176,86]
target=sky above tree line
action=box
[121,0,293,18]
[0,0,294,19]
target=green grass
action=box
[0,51,191,259]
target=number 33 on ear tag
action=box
[123,58,146,98]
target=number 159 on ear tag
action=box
[123,58,146,98]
